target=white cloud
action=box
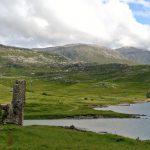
[0,0,150,49]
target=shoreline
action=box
[23,100,150,120]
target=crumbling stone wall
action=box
[146,90,150,98]
[0,80,26,125]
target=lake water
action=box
[24,102,150,140]
[94,102,150,119]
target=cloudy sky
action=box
[0,0,150,49]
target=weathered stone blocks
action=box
[0,80,26,125]
[146,90,150,98]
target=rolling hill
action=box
[0,44,69,66]
[116,47,150,64]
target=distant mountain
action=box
[0,44,68,66]
[2,44,146,66]
[116,47,150,64]
[35,44,132,64]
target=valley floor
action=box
[1,64,150,119]
[0,63,150,149]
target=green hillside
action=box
[0,60,150,119]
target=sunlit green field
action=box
[0,125,149,150]
[0,64,150,119]
[0,63,150,149]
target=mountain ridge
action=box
[1,43,150,65]
[116,47,150,64]
[34,43,132,64]
[0,44,69,65]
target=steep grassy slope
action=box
[35,44,132,64]
[116,47,150,64]
[0,125,150,150]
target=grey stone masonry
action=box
[0,80,26,125]
[146,90,150,98]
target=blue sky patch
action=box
[129,3,150,25]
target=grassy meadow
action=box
[0,125,150,150]
[0,63,150,119]
[0,62,150,149]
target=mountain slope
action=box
[35,44,132,64]
[116,47,150,64]
[0,44,68,66]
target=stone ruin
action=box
[146,90,150,98]
[0,80,26,125]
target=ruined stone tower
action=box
[12,80,26,125]
[0,80,26,125]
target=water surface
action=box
[24,102,150,140]
[94,102,150,119]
